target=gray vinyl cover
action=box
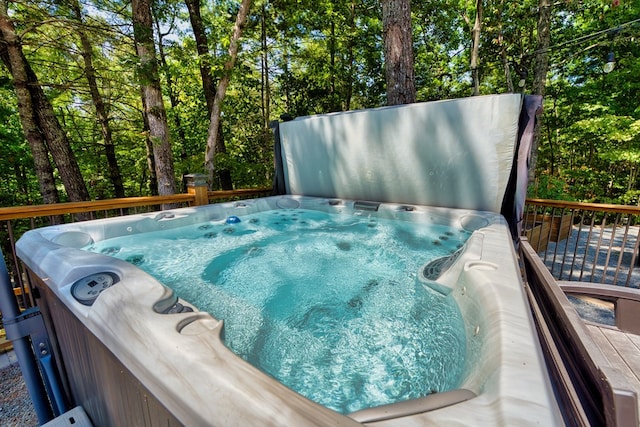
[278,94,523,213]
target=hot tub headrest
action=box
[273,94,542,221]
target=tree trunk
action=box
[470,0,483,96]
[185,0,233,190]
[329,20,338,111]
[529,0,552,181]
[0,0,89,203]
[204,0,252,186]
[132,0,176,197]
[28,69,91,202]
[345,0,356,111]
[497,0,513,93]
[70,0,125,198]
[0,40,59,206]
[261,3,270,131]
[381,0,416,105]
[185,0,215,114]
[139,89,158,196]
[500,42,514,93]
[144,135,159,196]
[153,10,189,172]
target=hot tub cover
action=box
[274,94,538,216]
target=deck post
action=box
[184,173,209,206]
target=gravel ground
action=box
[0,363,38,427]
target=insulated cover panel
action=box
[279,94,522,213]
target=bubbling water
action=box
[86,209,470,413]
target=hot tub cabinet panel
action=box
[17,196,563,426]
[32,274,182,426]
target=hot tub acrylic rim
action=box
[15,196,563,426]
[24,196,502,248]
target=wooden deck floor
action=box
[521,239,640,426]
[586,323,640,417]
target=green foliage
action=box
[0,85,41,206]
[525,0,640,205]
[529,173,576,201]
[617,190,640,207]
[0,0,639,207]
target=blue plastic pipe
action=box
[0,250,53,424]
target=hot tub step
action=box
[42,406,92,427]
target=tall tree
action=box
[470,0,483,95]
[184,0,233,190]
[69,0,125,198]
[1,0,637,208]
[152,8,188,160]
[496,0,514,93]
[260,2,271,130]
[0,0,89,203]
[344,0,357,110]
[184,0,215,113]
[132,0,176,196]
[529,0,552,180]
[381,0,416,105]
[0,41,59,206]
[203,0,252,186]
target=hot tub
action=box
[17,94,561,425]
[17,195,561,425]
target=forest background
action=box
[0,0,639,208]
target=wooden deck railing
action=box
[0,185,271,310]
[522,198,640,288]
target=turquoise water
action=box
[86,208,470,414]
[567,295,615,326]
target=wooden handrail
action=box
[0,195,195,220]
[1,194,636,222]
[0,187,272,221]
[526,198,640,215]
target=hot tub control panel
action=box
[71,272,119,306]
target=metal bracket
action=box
[4,306,54,371]
[4,307,44,341]
[3,306,66,415]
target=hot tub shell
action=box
[19,196,562,426]
[16,94,562,425]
